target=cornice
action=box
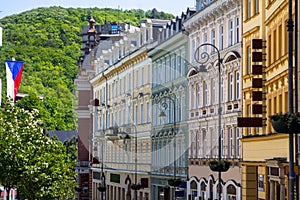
[90,47,149,86]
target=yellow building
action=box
[241,0,297,199]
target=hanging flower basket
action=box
[168,178,182,187]
[97,186,106,192]
[269,112,300,133]
[131,184,141,190]
[209,160,230,172]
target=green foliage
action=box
[0,6,174,131]
[64,136,78,160]
[0,97,77,199]
[145,8,174,19]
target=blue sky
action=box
[0,0,195,19]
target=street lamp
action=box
[193,43,230,200]
[287,0,295,199]
[93,99,107,200]
[157,91,178,200]
[123,124,140,200]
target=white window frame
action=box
[228,20,233,47]
[219,25,224,50]
[235,17,240,43]
[236,128,241,158]
[229,73,234,101]
[235,71,240,100]
[211,29,216,53]
[140,103,144,124]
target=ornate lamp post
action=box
[123,93,144,200]
[193,43,230,200]
[157,91,177,200]
[123,124,140,200]
[131,124,141,200]
[287,0,295,199]
[93,100,107,199]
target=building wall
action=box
[241,0,296,199]
[184,0,243,199]
[149,30,189,200]
[75,68,94,200]
[184,1,242,199]
[89,19,166,200]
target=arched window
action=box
[227,184,237,200]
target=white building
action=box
[90,19,168,200]
[149,8,196,200]
[184,0,243,199]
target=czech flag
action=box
[5,60,24,100]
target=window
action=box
[109,84,112,100]
[255,0,259,14]
[229,128,234,158]
[197,132,201,158]
[235,71,240,99]
[172,55,176,80]
[141,67,144,86]
[221,77,224,102]
[147,64,150,83]
[176,54,181,78]
[128,73,131,91]
[247,0,251,19]
[145,143,149,163]
[203,82,208,106]
[190,132,195,158]
[192,38,196,62]
[228,20,233,46]
[135,70,139,88]
[235,17,240,43]
[166,58,170,82]
[181,52,186,75]
[236,128,241,158]
[273,29,277,60]
[279,24,282,57]
[219,25,224,50]
[203,33,208,52]
[247,104,251,134]
[229,73,234,101]
[203,131,208,158]
[211,79,216,104]
[140,103,144,124]
[124,76,126,93]
[146,102,150,123]
[197,83,201,107]
[211,29,216,53]
[135,104,138,125]
[112,82,115,98]
[140,143,143,163]
[247,46,251,74]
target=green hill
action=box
[0,6,174,131]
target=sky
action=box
[0,0,196,19]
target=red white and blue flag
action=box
[5,60,24,100]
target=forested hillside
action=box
[0,6,174,131]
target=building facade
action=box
[149,8,195,200]
[89,19,167,200]
[241,0,297,199]
[75,15,99,200]
[184,0,243,199]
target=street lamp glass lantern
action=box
[159,110,167,121]
[197,64,208,73]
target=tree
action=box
[0,98,77,199]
